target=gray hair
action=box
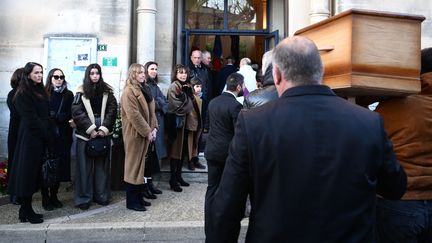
[261,50,273,73]
[273,36,323,86]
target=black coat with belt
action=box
[204,92,242,163]
[8,89,54,197]
[207,85,407,243]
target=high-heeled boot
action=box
[19,197,43,224]
[176,160,190,187]
[41,187,54,211]
[169,160,182,192]
[147,178,162,194]
[50,183,63,208]
[142,183,157,199]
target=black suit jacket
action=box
[204,92,242,162]
[207,85,407,243]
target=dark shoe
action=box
[177,174,190,187]
[188,161,195,171]
[140,198,151,207]
[19,207,43,219]
[127,205,146,211]
[77,203,90,210]
[142,184,157,199]
[19,206,43,224]
[10,195,21,205]
[176,160,190,187]
[194,161,206,170]
[50,196,63,208]
[169,180,183,192]
[94,200,109,206]
[148,179,162,194]
[42,199,54,211]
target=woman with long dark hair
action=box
[7,67,24,205]
[71,63,117,210]
[142,61,167,198]
[166,64,194,192]
[121,63,158,211]
[8,62,53,224]
[41,68,74,211]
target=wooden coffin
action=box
[295,9,425,96]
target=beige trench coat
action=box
[121,83,158,185]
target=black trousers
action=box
[204,159,225,237]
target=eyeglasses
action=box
[53,75,65,80]
[90,72,100,75]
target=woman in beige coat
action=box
[121,63,158,211]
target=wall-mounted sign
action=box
[97,44,107,51]
[102,57,118,67]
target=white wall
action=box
[0,0,132,159]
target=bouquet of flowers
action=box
[0,160,8,194]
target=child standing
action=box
[186,77,206,170]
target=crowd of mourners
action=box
[6,36,432,243]
[5,48,255,222]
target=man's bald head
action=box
[273,36,323,87]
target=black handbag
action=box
[41,152,59,187]
[86,137,110,158]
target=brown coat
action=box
[376,72,432,200]
[186,95,202,159]
[167,81,193,160]
[121,82,158,185]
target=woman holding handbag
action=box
[166,64,194,192]
[41,68,74,211]
[8,62,54,224]
[71,63,117,210]
[121,63,158,211]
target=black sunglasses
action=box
[53,75,65,80]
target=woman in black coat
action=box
[7,67,24,205]
[41,68,74,211]
[8,62,54,224]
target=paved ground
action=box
[0,157,249,242]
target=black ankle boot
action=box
[142,183,157,199]
[176,160,189,187]
[41,187,54,211]
[19,197,43,224]
[148,178,162,194]
[170,160,182,192]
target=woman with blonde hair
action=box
[121,63,158,211]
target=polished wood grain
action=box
[295,9,425,96]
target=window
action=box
[185,0,268,31]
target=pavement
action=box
[0,156,248,242]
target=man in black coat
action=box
[215,57,237,97]
[206,36,407,243]
[204,73,244,237]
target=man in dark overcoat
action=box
[206,36,407,243]
[204,73,244,236]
